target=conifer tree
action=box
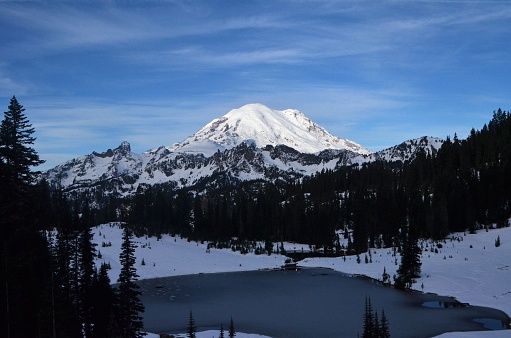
[380,309,390,338]
[187,310,196,338]
[78,226,97,337]
[0,96,44,183]
[116,225,146,337]
[0,96,44,235]
[395,226,421,289]
[228,317,236,338]
[360,296,391,338]
[495,235,501,247]
[362,296,374,338]
[219,323,225,338]
[381,267,390,284]
[373,310,380,338]
[0,97,55,337]
[90,263,116,338]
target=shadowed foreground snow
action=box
[93,223,511,338]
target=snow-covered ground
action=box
[93,223,511,338]
[94,223,287,281]
[145,331,270,338]
[301,227,511,318]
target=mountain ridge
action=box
[41,104,444,197]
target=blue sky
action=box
[1,0,510,170]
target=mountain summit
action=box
[169,103,371,156]
[41,103,442,198]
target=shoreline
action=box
[93,223,511,337]
[138,267,509,337]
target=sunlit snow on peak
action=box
[170,103,371,156]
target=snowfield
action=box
[93,223,511,338]
[170,103,371,157]
[94,223,287,281]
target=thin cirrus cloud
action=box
[2,4,287,54]
[132,47,306,68]
[1,1,510,170]
[2,5,160,47]
[28,97,221,165]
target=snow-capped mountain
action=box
[42,141,351,197]
[362,136,444,163]
[169,103,371,156]
[40,104,444,198]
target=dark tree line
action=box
[119,109,511,257]
[114,109,511,291]
[0,97,145,338]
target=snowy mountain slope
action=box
[370,136,443,162]
[345,136,444,165]
[40,137,442,197]
[41,141,351,196]
[169,103,371,156]
[44,141,143,191]
[41,104,444,197]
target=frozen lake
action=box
[138,268,509,337]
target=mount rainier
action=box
[41,103,443,197]
[169,103,371,156]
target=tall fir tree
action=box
[116,225,146,338]
[0,95,45,257]
[0,96,53,337]
[187,310,196,338]
[78,226,97,337]
[0,96,44,233]
[52,224,82,337]
[0,96,44,183]
[362,296,374,338]
[379,309,390,338]
[228,317,236,338]
[360,296,391,338]
[373,310,380,338]
[90,263,117,338]
[219,323,225,338]
[394,225,422,289]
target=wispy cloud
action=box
[1,0,510,170]
[3,4,160,45]
[0,76,28,97]
[27,95,237,169]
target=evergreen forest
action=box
[120,109,511,253]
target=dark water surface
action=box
[138,268,509,338]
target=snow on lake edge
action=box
[93,223,511,338]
